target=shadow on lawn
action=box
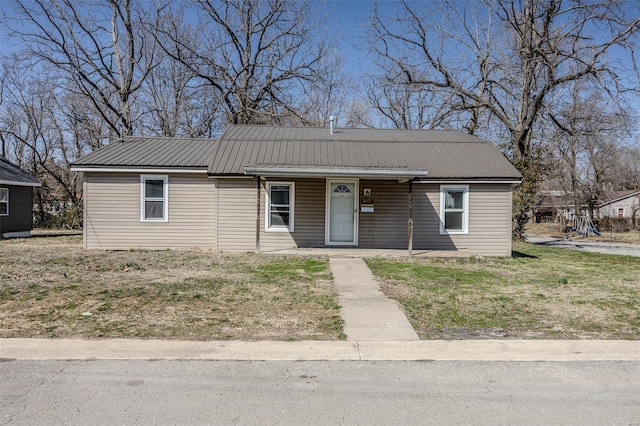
[30,230,82,238]
[511,250,538,259]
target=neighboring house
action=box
[70,125,522,256]
[598,189,640,220]
[0,156,41,239]
[532,191,587,223]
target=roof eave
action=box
[0,179,41,187]
[243,166,429,179]
[417,177,522,184]
[599,190,640,206]
[70,166,208,173]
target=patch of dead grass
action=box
[0,234,343,341]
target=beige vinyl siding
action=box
[358,180,409,249]
[84,172,215,249]
[216,179,256,250]
[259,178,325,251]
[413,183,513,256]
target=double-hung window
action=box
[141,175,168,221]
[266,182,294,231]
[440,185,469,234]
[0,188,8,216]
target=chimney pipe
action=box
[329,116,335,134]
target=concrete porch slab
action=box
[260,247,471,258]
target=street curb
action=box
[1,338,639,362]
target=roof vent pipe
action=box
[329,116,336,134]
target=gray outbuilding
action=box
[0,156,41,239]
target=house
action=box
[70,125,522,256]
[0,156,41,239]
[532,191,588,223]
[598,189,640,220]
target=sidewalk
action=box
[1,338,639,361]
[329,258,419,341]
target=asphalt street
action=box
[2,360,639,425]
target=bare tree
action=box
[156,0,336,125]
[296,53,352,127]
[138,48,224,138]
[344,99,375,128]
[366,0,640,238]
[549,81,634,218]
[615,143,640,190]
[10,0,161,137]
[362,74,468,130]
[0,58,93,227]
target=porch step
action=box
[329,258,420,341]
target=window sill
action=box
[440,230,468,235]
[266,227,293,233]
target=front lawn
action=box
[0,234,343,340]
[367,243,640,339]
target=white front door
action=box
[326,180,358,245]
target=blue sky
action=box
[325,0,374,76]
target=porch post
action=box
[408,180,413,257]
[256,176,261,253]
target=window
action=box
[440,185,469,234]
[266,182,294,231]
[0,188,8,216]
[140,175,168,221]
[618,208,625,219]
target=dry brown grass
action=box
[0,233,343,341]
[367,243,640,340]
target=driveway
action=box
[526,235,640,257]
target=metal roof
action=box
[70,126,522,181]
[0,156,41,187]
[71,137,216,169]
[209,125,522,180]
[598,189,640,206]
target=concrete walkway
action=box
[329,258,419,341]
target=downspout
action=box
[408,180,413,257]
[256,176,261,253]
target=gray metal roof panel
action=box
[209,125,522,179]
[72,137,217,168]
[220,125,485,143]
[0,156,41,186]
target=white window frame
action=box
[265,181,295,232]
[439,185,469,235]
[140,175,168,222]
[0,188,8,216]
